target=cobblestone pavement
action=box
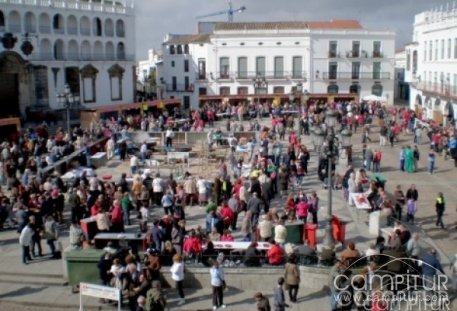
[1,112,457,310]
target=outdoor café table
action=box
[212,241,271,251]
[94,233,148,252]
[280,110,300,115]
[350,193,372,221]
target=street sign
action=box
[79,282,121,311]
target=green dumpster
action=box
[273,221,304,244]
[65,249,105,287]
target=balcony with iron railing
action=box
[416,82,457,98]
[215,71,307,81]
[322,72,391,80]
[328,51,340,58]
[8,23,22,33]
[196,72,208,81]
[372,51,383,58]
[165,83,194,93]
[346,50,360,58]
[0,0,133,14]
[27,52,135,62]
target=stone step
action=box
[0,273,67,286]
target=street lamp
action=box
[312,109,352,250]
[253,73,268,104]
[56,83,77,134]
[325,109,338,127]
[311,126,325,152]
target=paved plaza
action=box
[1,115,457,311]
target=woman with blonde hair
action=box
[170,254,185,305]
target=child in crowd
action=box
[428,150,436,174]
[109,258,125,290]
[139,203,149,233]
[406,198,417,224]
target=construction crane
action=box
[196,0,246,23]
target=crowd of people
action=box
[0,97,455,310]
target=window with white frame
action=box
[237,57,247,78]
[424,41,427,61]
[441,40,445,59]
[435,40,438,60]
[454,38,457,58]
[274,56,284,78]
[219,57,230,79]
[292,56,303,78]
[256,56,266,77]
[429,41,433,61]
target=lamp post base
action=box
[322,222,335,250]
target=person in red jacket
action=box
[110,200,124,232]
[296,199,310,223]
[267,239,285,265]
[285,194,296,218]
[220,229,234,242]
[183,230,202,260]
[220,202,234,230]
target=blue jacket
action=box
[421,254,444,277]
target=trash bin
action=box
[272,221,303,244]
[331,216,347,244]
[80,217,98,241]
[303,224,317,248]
[65,249,105,287]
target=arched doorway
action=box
[0,51,32,118]
[414,94,423,116]
[349,83,360,94]
[444,101,455,126]
[371,83,383,96]
[327,84,339,94]
[415,94,422,106]
[424,96,432,119]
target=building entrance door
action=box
[0,73,20,118]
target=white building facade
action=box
[157,20,395,110]
[0,0,136,120]
[137,48,161,98]
[405,6,457,125]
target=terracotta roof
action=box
[307,20,362,29]
[214,20,362,31]
[165,33,211,45]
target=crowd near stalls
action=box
[0,97,455,311]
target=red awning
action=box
[199,93,289,101]
[145,99,181,108]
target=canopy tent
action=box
[363,94,387,102]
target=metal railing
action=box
[0,0,132,14]
[27,52,135,62]
[165,83,193,92]
[322,72,391,80]
[8,23,21,33]
[39,25,51,34]
[215,71,307,80]
[346,51,360,58]
[53,27,65,35]
[416,82,457,97]
[66,26,78,35]
[24,25,37,33]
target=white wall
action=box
[158,26,395,108]
[0,1,136,109]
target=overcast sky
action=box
[134,0,443,60]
